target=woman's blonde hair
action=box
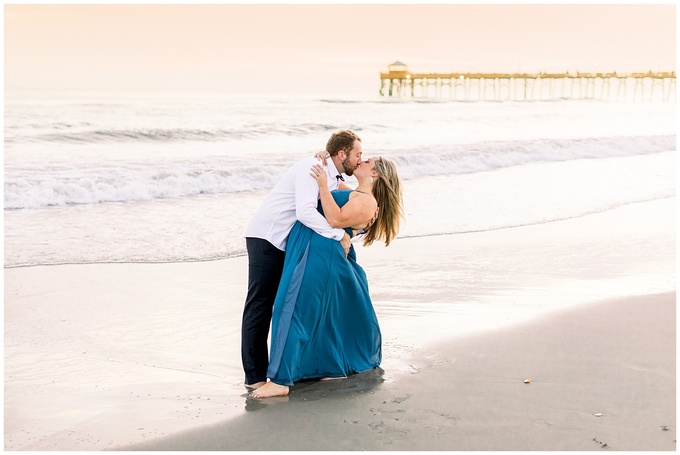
[362,157,404,247]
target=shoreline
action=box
[4,194,674,272]
[126,292,676,451]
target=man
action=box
[241,130,363,389]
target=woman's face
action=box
[355,157,378,180]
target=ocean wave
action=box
[6,122,358,144]
[4,165,282,209]
[387,135,675,179]
[4,135,674,210]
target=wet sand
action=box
[126,292,675,451]
[4,198,675,450]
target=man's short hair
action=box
[326,130,361,157]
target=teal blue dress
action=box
[266,190,382,386]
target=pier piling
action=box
[379,62,676,102]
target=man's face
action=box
[340,140,363,176]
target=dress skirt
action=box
[266,190,382,386]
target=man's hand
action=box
[314,151,330,166]
[339,232,351,258]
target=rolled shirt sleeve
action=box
[294,162,346,241]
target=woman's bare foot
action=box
[250,381,289,398]
[244,381,266,390]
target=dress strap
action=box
[354,190,370,195]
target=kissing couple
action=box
[241,129,403,398]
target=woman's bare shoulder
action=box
[349,190,377,205]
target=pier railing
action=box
[379,68,676,102]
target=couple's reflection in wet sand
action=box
[122,367,386,450]
[244,367,386,411]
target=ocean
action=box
[3,90,676,268]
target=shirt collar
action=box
[326,158,342,180]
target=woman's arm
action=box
[320,186,375,229]
[310,164,376,229]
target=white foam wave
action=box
[387,135,675,179]
[4,165,282,210]
[4,135,674,210]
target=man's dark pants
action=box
[241,237,285,385]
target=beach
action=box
[4,196,675,451]
[4,4,677,451]
[126,292,675,451]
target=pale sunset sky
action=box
[4,3,677,95]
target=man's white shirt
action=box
[245,157,347,251]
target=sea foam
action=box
[4,134,673,210]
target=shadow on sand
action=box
[123,367,385,451]
[245,367,386,410]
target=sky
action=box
[3,3,677,95]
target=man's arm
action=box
[294,163,348,242]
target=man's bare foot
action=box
[244,381,266,390]
[250,381,289,398]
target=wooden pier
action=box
[379,61,676,102]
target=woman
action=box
[251,157,403,398]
